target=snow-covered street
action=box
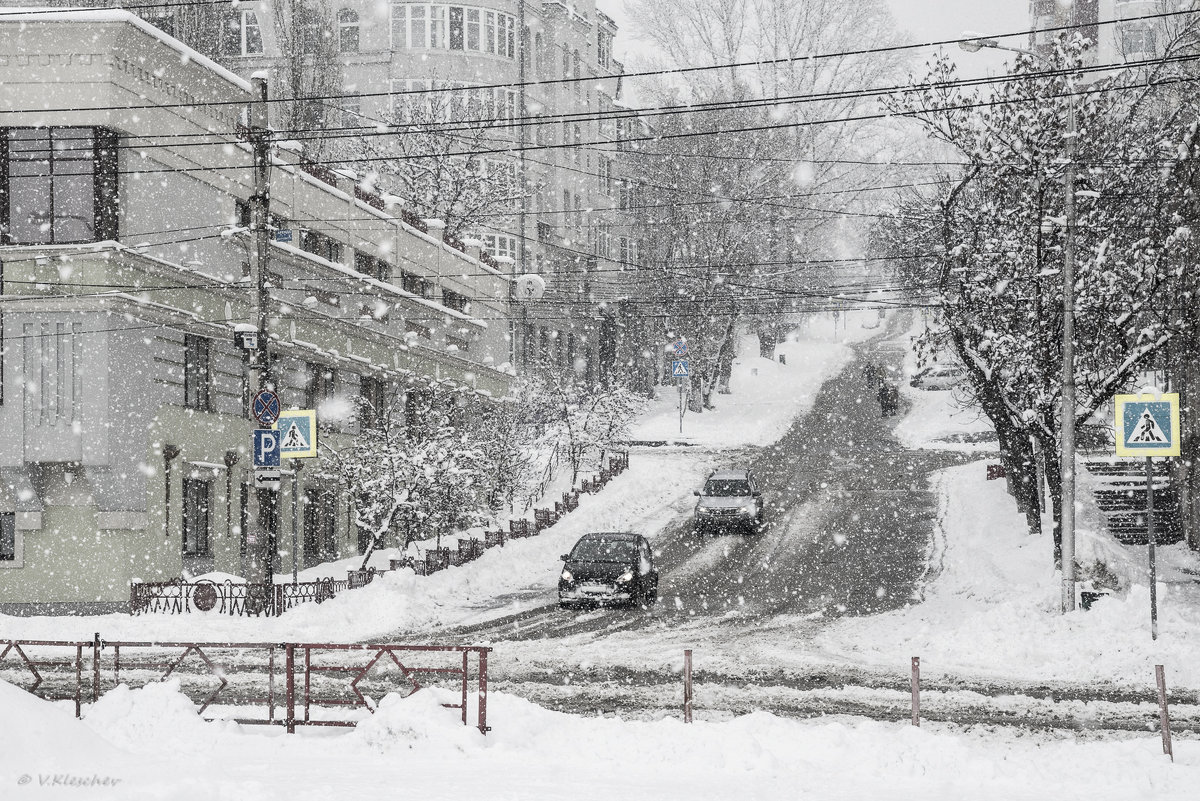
[4,309,1198,799]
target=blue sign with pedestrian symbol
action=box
[672,360,689,378]
[1115,393,1180,458]
[276,409,318,459]
[253,429,280,468]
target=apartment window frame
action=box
[183,334,212,412]
[221,10,263,56]
[338,8,360,52]
[441,288,470,314]
[182,477,212,557]
[0,512,18,565]
[305,361,338,411]
[1,127,119,246]
[391,3,513,56]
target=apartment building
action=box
[0,10,515,613]
[1031,0,1196,62]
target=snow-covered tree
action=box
[878,38,1199,556]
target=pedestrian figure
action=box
[887,384,900,417]
[863,360,879,387]
[878,381,889,416]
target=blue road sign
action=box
[673,339,688,357]
[672,360,690,378]
[251,390,281,426]
[276,409,317,459]
[1115,393,1180,458]
[274,229,293,242]
[253,429,281,468]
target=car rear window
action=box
[704,479,752,496]
[570,537,636,563]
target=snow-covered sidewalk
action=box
[3,676,1196,801]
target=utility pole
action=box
[248,73,277,587]
[1060,92,1078,612]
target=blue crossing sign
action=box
[672,360,689,378]
[253,429,280,468]
[1115,393,1180,458]
[276,409,317,459]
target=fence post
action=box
[92,632,101,703]
[910,657,920,727]
[479,648,489,735]
[285,643,296,734]
[74,644,83,718]
[1156,664,1174,761]
[683,649,693,723]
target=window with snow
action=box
[1121,26,1157,56]
[390,4,514,57]
[305,362,337,410]
[597,30,612,69]
[221,11,263,56]
[184,335,211,411]
[482,233,517,260]
[442,288,470,314]
[1,128,118,245]
[0,513,15,562]
[338,8,360,52]
[182,478,212,557]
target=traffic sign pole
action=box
[1147,456,1158,640]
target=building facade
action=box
[0,11,515,613]
[1031,0,1198,62]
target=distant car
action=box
[558,532,658,609]
[909,364,965,391]
[693,468,764,535]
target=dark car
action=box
[558,532,658,609]
[693,468,764,534]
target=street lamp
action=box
[959,36,1078,613]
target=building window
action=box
[338,8,359,52]
[390,3,515,57]
[1,127,118,245]
[221,10,263,56]
[537,221,553,243]
[405,388,434,436]
[446,334,470,354]
[482,233,517,260]
[360,375,387,427]
[405,320,433,340]
[303,487,338,565]
[301,229,342,263]
[1122,26,1157,56]
[0,513,15,562]
[184,335,211,411]
[182,478,211,557]
[442,288,470,314]
[598,30,612,68]
[400,270,432,297]
[305,362,337,410]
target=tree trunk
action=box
[1044,446,1064,571]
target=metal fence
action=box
[0,637,491,734]
[130,569,381,617]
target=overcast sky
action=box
[599,0,1032,77]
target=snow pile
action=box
[822,459,1200,688]
[82,679,233,752]
[0,680,126,785]
[351,688,484,753]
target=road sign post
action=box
[672,360,690,434]
[1113,391,1180,640]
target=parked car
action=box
[693,468,764,535]
[558,532,658,609]
[909,364,965,391]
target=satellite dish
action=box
[514,273,546,302]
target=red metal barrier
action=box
[0,639,491,734]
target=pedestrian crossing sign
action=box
[275,409,318,459]
[672,360,689,378]
[1114,392,1180,458]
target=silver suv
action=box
[693,468,764,535]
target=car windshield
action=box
[704,479,752,497]
[570,536,636,563]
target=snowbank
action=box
[820,459,1200,688]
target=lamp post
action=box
[960,36,1078,612]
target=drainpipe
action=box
[225,449,240,558]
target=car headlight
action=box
[616,569,633,583]
[739,505,755,515]
[561,569,573,583]
[697,507,713,515]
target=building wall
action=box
[0,12,516,612]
